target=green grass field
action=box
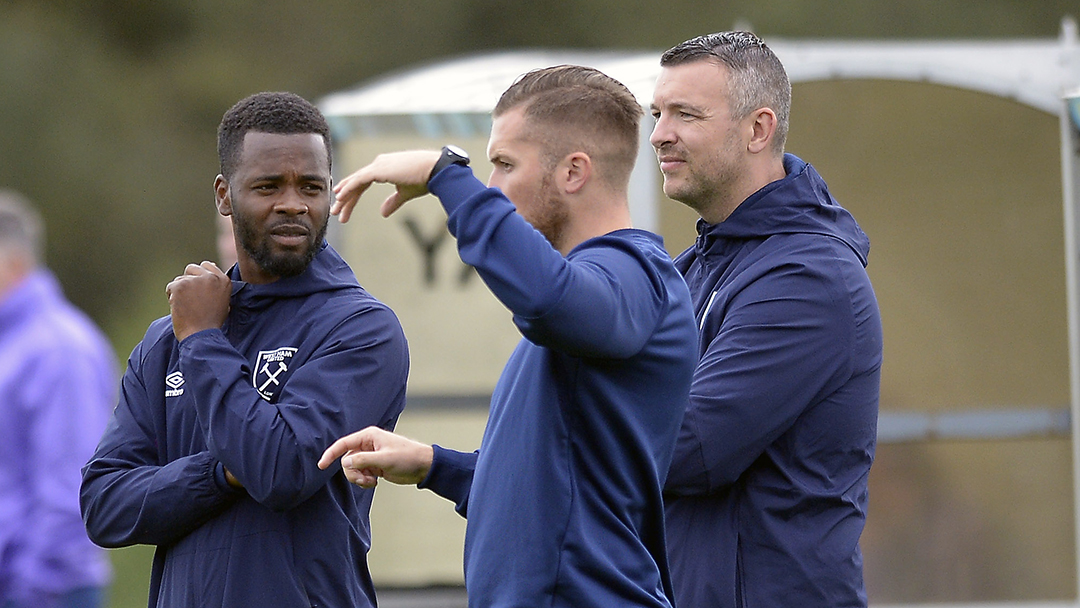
[104,545,153,608]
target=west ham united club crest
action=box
[253,346,298,401]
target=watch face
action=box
[446,144,469,161]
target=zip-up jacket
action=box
[80,243,409,608]
[665,154,882,608]
[0,270,116,606]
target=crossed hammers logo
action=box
[253,347,298,400]
[259,360,287,393]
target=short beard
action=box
[528,173,570,251]
[234,210,328,279]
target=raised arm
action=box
[334,153,666,359]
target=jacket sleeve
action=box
[664,250,857,494]
[180,304,409,511]
[417,446,477,518]
[433,165,664,359]
[80,340,243,548]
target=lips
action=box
[654,145,686,174]
[656,155,686,174]
[269,223,310,247]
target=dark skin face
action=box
[215,131,332,285]
[165,131,331,489]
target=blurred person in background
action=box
[650,31,882,608]
[80,92,409,608]
[0,190,117,608]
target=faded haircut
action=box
[494,65,644,190]
[661,31,791,153]
[217,91,332,179]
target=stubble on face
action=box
[659,125,744,214]
[231,197,328,278]
[222,132,332,283]
[488,108,572,252]
[651,60,748,221]
[524,171,570,251]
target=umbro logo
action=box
[165,371,185,397]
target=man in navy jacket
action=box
[80,92,409,608]
[650,32,883,608]
[320,66,698,608]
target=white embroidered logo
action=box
[253,347,298,401]
[165,371,185,398]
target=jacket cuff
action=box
[212,460,248,496]
[428,163,487,217]
[417,445,477,516]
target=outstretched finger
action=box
[332,173,374,223]
[318,432,368,469]
[380,192,404,218]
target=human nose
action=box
[275,188,309,215]
[649,114,674,149]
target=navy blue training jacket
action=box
[80,243,409,608]
[665,154,882,608]
[418,164,698,608]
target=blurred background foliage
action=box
[0,0,1076,356]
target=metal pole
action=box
[1059,14,1080,601]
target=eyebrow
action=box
[651,100,703,114]
[250,173,329,183]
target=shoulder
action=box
[573,229,669,267]
[321,285,402,323]
[311,287,408,347]
[12,298,113,362]
[578,229,683,289]
[122,315,179,370]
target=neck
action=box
[0,260,32,302]
[700,155,787,224]
[558,194,633,255]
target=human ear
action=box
[214,175,232,216]
[747,108,778,154]
[561,152,592,194]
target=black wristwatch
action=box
[428,145,470,184]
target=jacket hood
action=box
[698,154,870,266]
[228,241,360,307]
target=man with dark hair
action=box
[80,92,409,608]
[0,191,116,608]
[650,32,882,608]
[319,65,698,608]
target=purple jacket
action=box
[0,270,117,606]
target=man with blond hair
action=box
[321,65,698,608]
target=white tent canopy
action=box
[321,22,1079,120]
